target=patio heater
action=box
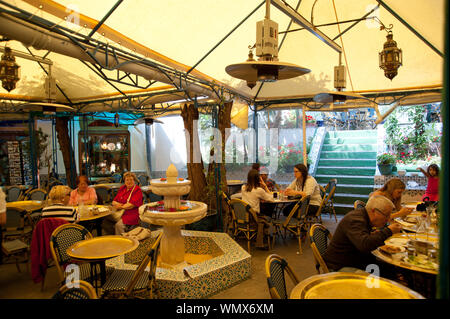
[225,0,310,88]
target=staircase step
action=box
[324,137,378,145]
[318,159,376,167]
[316,167,376,176]
[321,144,377,152]
[315,174,374,186]
[326,130,378,138]
[331,203,356,215]
[320,183,374,195]
[320,151,377,159]
[334,193,370,205]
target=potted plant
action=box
[377,153,396,175]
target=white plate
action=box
[385,237,409,246]
[395,219,416,228]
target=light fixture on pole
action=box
[0,46,20,92]
[379,25,402,80]
[312,53,367,108]
[225,0,310,89]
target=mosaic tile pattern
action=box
[374,175,426,203]
[308,127,326,176]
[107,229,251,299]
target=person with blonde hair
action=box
[42,185,77,222]
[370,178,413,219]
[112,172,143,235]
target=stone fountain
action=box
[140,164,207,269]
[107,164,251,298]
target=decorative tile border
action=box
[308,126,326,176]
[107,229,251,299]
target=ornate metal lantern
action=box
[379,31,402,80]
[0,47,20,92]
[0,47,21,92]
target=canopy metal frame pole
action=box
[376,0,443,58]
[87,0,124,39]
[332,4,380,41]
[82,115,90,180]
[28,112,37,187]
[186,0,266,75]
[212,101,223,232]
[437,0,448,299]
[51,117,58,177]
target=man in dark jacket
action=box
[323,195,402,272]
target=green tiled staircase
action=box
[315,130,377,215]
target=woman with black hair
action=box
[284,163,322,217]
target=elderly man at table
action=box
[323,195,402,273]
[42,186,78,222]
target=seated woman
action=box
[284,163,322,217]
[241,169,274,248]
[241,169,275,214]
[42,185,77,222]
[68,175,98,206]
[370,178,413,219]
[112,172,143,235]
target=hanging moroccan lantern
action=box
[0,47,21,92]
[379,31,402,80]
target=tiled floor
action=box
[0,215,341,299]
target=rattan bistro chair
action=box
[102,232,162,299]
[318,179,337,222]
[137,174,149,186]
[49,224,95,286]
[94,186,111,205]
[229,198,272,253]
[26,188,48,201]
[265,254,299,299]
[6,186,22,202]
[309,223,332,274]
[272,196,310,254]
[221,191,236,236]
[52,280,98,299]
[3,206,33,243]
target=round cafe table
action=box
[6,200,45,213]
[227,180,244,195]
[290,272,424,299]
[372,232,439,298]
[77,205,111,237]
[66,235,139,291]
[92,183,122,190]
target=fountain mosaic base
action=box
[107,229,251,299]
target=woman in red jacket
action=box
[112,172,143,234]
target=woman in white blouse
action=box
[241,169,275,214]
[284,163,322,216]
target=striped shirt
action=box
[42,204,77,222]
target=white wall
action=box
[151,115,187,172]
